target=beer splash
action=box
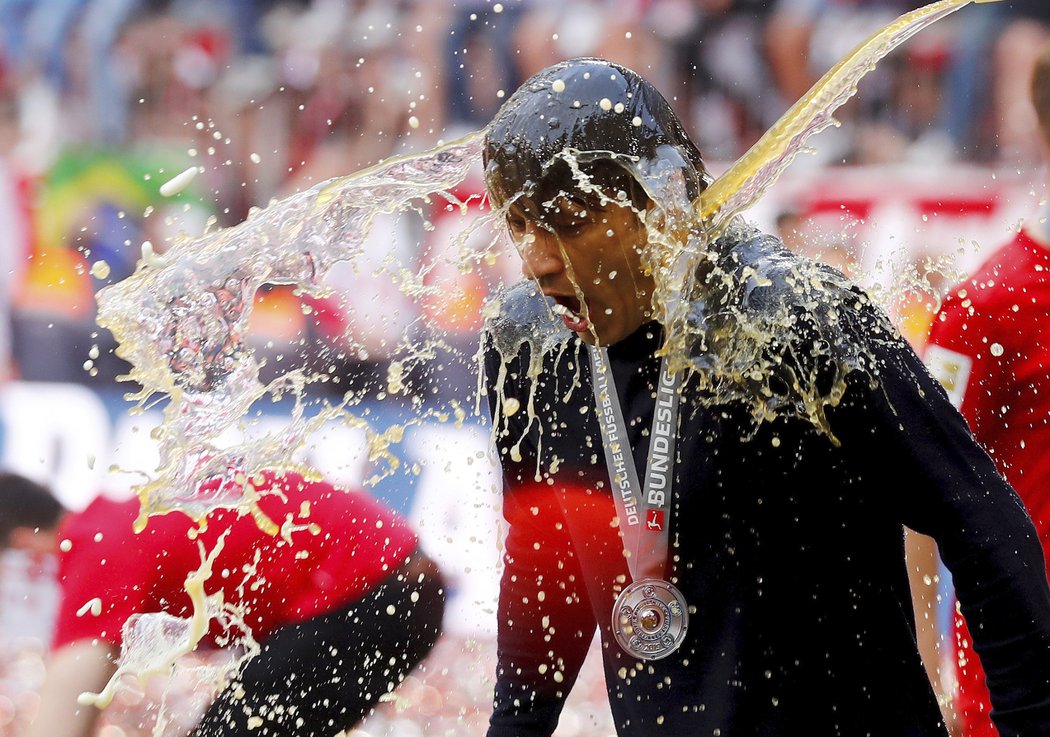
[658,0,1005,370]
[97,0,1000,516]
[485,0,1002,445]
[88,0,1000,715]
[96,133,488,524]
[79,532,238,711]
[91,135,494,722]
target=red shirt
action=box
[52,470,418,649]
[925,228,1050,737]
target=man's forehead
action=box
[508,193,588,217]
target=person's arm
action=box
[905,528,960,735]
[25,640,117,737]
[484,340,597,737]
[829,306,1050,736]
[922,282,1016,737]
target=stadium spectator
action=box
[649,0,780,159]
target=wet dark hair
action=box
[483,57,710,210]
[0,472,65,545]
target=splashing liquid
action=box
[486,0,1002,446]
[658,0,1004,370]
[78,530,256,710]
[86,0,998,719]
[96,133,487,523]
[97,0,999,505]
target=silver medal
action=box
[612,578,689,661]
[591,348,688,661]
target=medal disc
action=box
[612,578,688,661]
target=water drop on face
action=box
[408,115,420,129]
[249,152,261,164]
[990,342,1004,357]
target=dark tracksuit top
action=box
[482,230,1050,737]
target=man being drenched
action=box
[480,57,1050,737]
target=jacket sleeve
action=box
[828,306,1050,736]
[483,339,598,737]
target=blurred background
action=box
[1,0,1049,735]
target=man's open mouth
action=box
[550,295,589,332]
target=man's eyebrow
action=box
[504,199,535,218]
[542,194,591,213]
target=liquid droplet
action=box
[159,166,199,197]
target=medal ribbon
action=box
[589,346,682,581]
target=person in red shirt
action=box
[924,42,1050,737]
[0,469,445,737]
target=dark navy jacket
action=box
[483,230,1050,737]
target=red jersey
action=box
[925,227,1050,737]
[52,470,418,649]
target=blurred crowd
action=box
[1,0,1049,395]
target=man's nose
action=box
[519,226,564,281]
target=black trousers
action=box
[192,550,445,737]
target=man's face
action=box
[505,192,656,346]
